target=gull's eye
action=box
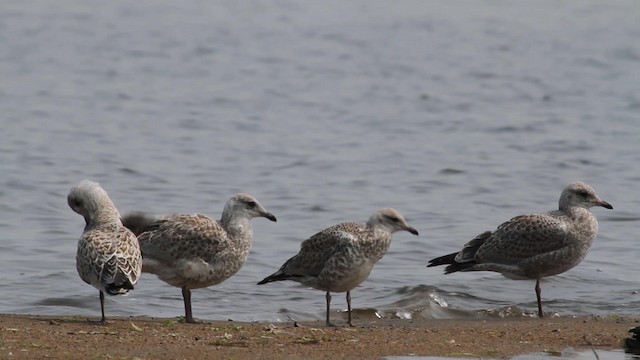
[246,201,257,209]
[577,190,589,197]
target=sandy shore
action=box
[0,314,638,359]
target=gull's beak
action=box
[263,212,277,222]
[599,200,613,210]
[405,226,419,236]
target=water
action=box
[385,348,640,360]
[0,1,639,323]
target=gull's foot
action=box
[184,317,202,324]
[86,318,108,325]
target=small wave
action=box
[34,296,90,308]
[438,168,466,175]
[367,285,540,320]
[605,216,640,222]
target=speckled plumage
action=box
[122,193,276,323]
[258,208,419,327]
[428,181,612,317]
[68,180,142,323]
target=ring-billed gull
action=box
[122,193,276,323]
[258,208,419,327]
[427,181,612,317]
[68,180,142,324]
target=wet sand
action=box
[0,314,637,359]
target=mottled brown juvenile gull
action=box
[258,208,419,327]
[122,193,276,323]
[428,181,612,317]
[68,180,142,324]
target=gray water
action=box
[385,348,640,360]
[1,1,639,323]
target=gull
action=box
[258,208,419,327]
[427,181,612,317]
[68,180,142,324]
[122,193,276,323]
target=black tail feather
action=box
[443,262,476,274]
[427,252,459,267]
[121,211,163,236]
[428,251,477,274]
[257,272,304,285]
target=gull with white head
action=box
[68,180,142,324]
[122,193,276,323]
[428,181,612,317]
[258,208,419,327]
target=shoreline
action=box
[1,314,638,359]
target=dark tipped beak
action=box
[263,212,277,222]
[406,226,419,236]
[600,201,613,210]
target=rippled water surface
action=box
[1,1,639,323]
[385,349,640,360]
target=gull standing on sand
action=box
[427,181,612,317]
[68,180,142,324]
[258,208,419,327]
[122,193,276,323]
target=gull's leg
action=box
[182,287,198,324]
[535,279,544,318]
[346,291,354,327]
[99,290,106,324]
[325,291,335,327]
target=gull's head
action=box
[68,180,117,223]
[367,208,419,236]
[224,193,277,222]
[559,181,613,211]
